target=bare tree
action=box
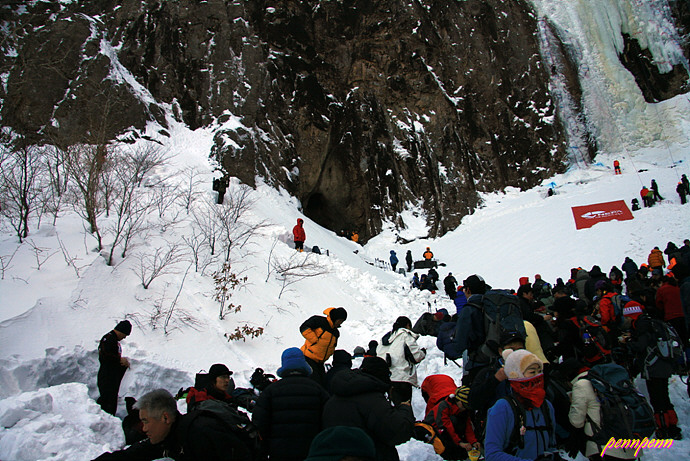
[178,166,204,213]
[132,242,184,289]
[182,227,218,274]
[191,200,220,256]
[273,253,329,299]
[0,139,46,242]
[62,143,108,250]
[214,184,269,262]
[103,146,159,266]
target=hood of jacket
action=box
[381,328,417,347]
[329,369,389,397]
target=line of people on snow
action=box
[93,239,690,461]
[633,175,689,210]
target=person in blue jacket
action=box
[484,349,559,461]
[390,250,399,272]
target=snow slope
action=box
[1,90,689,459]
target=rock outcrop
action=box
[1,0,688,240]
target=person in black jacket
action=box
[252,347,330,461]
[93,389,253,460]
[97,320,131,415]
[627,313,682,439]
[322,357,414,461]
[324,349,353,393]
[405,250,413,272]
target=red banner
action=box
[572,200,634,229]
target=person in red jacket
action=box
[594,280,618,331]
[422,384,479,460]
[613,159,621,174]
[292,218,306,251]
[656,276,688,347]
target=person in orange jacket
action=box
[648,247,666,272]
[293,218,306,251]
[423,247,434,260]
[300,307,348,386]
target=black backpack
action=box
[642,316,686,375]
[191,399,260,457]
[584,363,655,444]
[471,290,526,362]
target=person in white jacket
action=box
[377,316,426,405]
[569,369,639,460]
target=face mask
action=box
[509,373,545,409]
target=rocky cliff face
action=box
[1,0,688,241]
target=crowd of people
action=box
[92,237,690,461]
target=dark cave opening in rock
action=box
[304,192,338,233]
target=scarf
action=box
[509,373,545,409]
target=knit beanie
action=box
[114,320,132,336]
[208,363,232,380]
[277,347,312,377]
[329,307,348,323]
[360,356,391,385]
[305,426,376,461]
[454,386,470,408]
[502,349,542,380]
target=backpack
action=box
[413,422,446,454]
[570,316,611,364]
[502,394,554,455]
[609,294,632,328]
[643,316,685,375]
[472,290,526,362]
[436,321,461,360]
[583,363,655,444]
[192,399,260,455]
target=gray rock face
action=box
[1,1,687,241]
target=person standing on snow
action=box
[677,182,687,204]
[405,250,413,272]
[300,307,348,386]
[651,179,664,201]
[389,250,399,272]
[443,272,457,299]
[613,159,621,175]
[423,247,434,260]
[293,218,306,251]
[648,246,666,273]
[376,316,426,406]
[97,320,132,415]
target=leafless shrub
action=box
[182,228,218,275]
[273,252,329,299]
[27,239,58,270]
[178,166,204,214]
[0,246,20,280]
[56,234,86,278]
[213,260,247,320]
[133,242,184,289]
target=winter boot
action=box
[654,411,668,439]
[664,409,683,440]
